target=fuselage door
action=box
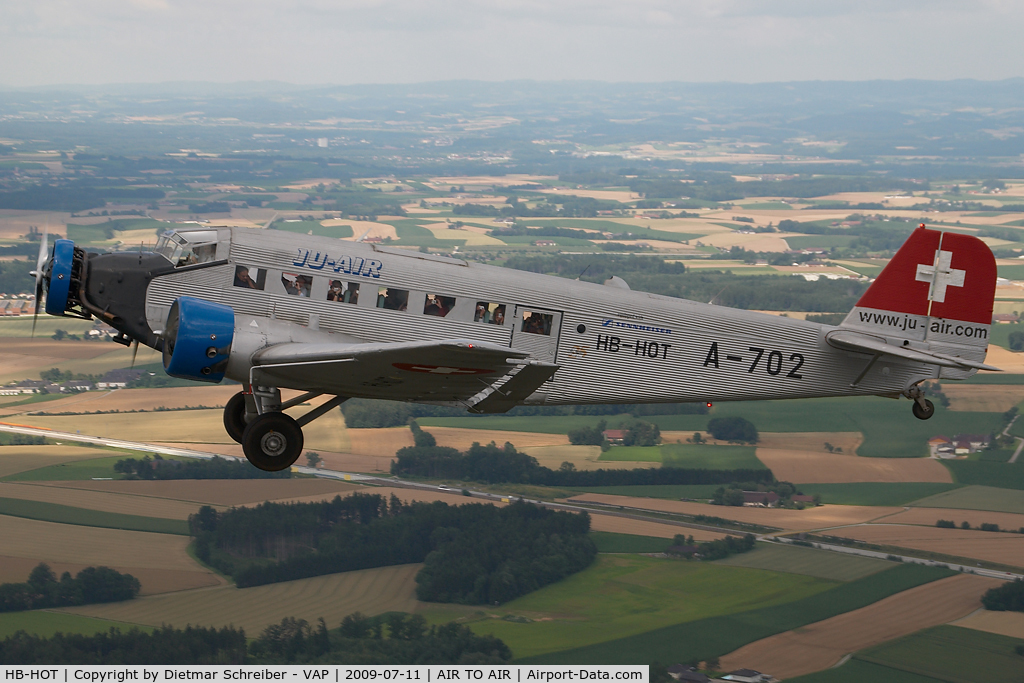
[510,306,562,363]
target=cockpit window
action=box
[155,230,218,267]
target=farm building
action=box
[96,369,144,389]
[722,670,776,683]
[602,429,627,445]
[742,491,780,507]
[666,666,709,683]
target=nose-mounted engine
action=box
[42,239,91,319]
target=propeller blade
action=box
[31,223,49,338]
[130,340,140,369]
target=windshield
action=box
[155,230,219,267]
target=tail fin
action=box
[840,224,996,377]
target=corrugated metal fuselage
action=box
[143,227,938,406]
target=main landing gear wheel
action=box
[912,399,935,421]
[241,412,304,472]
[223,392,248,444]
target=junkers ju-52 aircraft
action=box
[33,222,998,471]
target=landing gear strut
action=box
[225,387,347,471]
[905,384,935,421]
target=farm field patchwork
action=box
[586,515,726,541]
[4,455,137,481]
[717,574,999,680]
[756,446,952,484]
[660,444,765,470]
[0,497,189,534]
[953,609,1024,640]
[590,531,671,554]
[563,484,721,500]
[878,506,1024,531]
[0,445,108,479]
[420,426,570,451]
[831,523,1024,567]
[856,625,1024,683]
[0,555,219,596]
[909,485,1024,513]
[63,563,426,635]
[786,659,945,683]
[797,483,961,507]
[465,555,833,660]
[18,385,240,414]
[714,542,890,581]
[943,460,1024,491]
[941,384,1024,412]
[0,481,206,519]
[37,478,360,506]
[524,564,954,664]
[0,611,146,639]
[564,493,899,532]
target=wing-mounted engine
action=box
[162,297,235,382]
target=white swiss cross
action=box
[410,365,476,374]
[915,249,966,303]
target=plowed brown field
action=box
[563,493,898,531]
[719,574,999,679]
[37,478,358,506]
[423,427,570,450]
[878,507,1024,531]
[834,524,1024,567]
[755,447,952,484]
[347,427,413,456]
[20,386,240,414]
[588,516,726,541]
[0,556,220,595]
[979,346,1024,373]
[64,563,426,633]
[0,482,205,519]
[0,445,105,478]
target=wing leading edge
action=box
[249,339,558,408]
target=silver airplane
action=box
[33,223,998,471]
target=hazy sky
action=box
[2,0,1021,86]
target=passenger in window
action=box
[327,280,344,301]
[491,305,506,325]
[425,295,455,317]
[194,244,216,263]
[296,275,313,297]
[380,288,408,311]
[344,283,359,304]
[475,303,489,323]
[234,266,259,289]
[523,312,550,335]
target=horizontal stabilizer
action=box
[825,330,1001,372]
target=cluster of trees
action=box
[451,195,620,218]
[0,564,139,613]
[191,494,595,604]
[707,417,758,443]
[982,579,1024,612]
[392,439,772,487]
[0,614,512,665]
[187,201,231,213]
[0,625,247,664]
[0,433,46,446]
[710,481,814,507]
[567,419,660,447]
[341,397,707,429]
[627,174,919,202]
[0,184,162,212]
[669,532,756,560]
[114,454,290,480]
[937,519,1024,533]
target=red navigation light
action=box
[706,402,713,408]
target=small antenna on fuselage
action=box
[709,285,729,305]
[576,265,590,281]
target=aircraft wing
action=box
[825,330,1001,371]
[249,339,559,408]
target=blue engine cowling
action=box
[45,239,75,316]
[162,297,235,383]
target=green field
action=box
[523,563,953,664]
[661,444,765,470]
[565,484,722,500]
[996,265,1024,281]
[590,532,671,554]
[0,317,96,337]
[857,625,1024,683]
[910,484,1024,513]
[598,446,662,462]
[0,611,147,639]
[0,498,188,534]
[3,455,126,482]
[418,414,635,434]
[468,554,833,660]
[271,221,354,239]
[943,460,1024,490]
[787,659,944,683]
[962,373,1024,384]
[714,542,890,581]
[592,443,763,471]
[984,321,1024,350]
[797,483,962,507]
[499,236,594,247]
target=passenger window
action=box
[233,265,266,291]
[377,287,409,311]
[327,280,360,304]
[474,302,507,325]
[424,294,456,317]
[521,310,553,335]
[282,272,312,297]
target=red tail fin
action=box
[841,225,996,357]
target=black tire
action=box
[241,412,304,471]
[912,398,935,420]
[223,392,248,444]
